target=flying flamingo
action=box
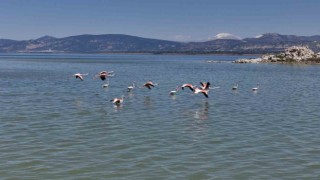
[143,81,158,90]
[95,71,115,81]
[252,83,260,91]
[194,87,209,98]
[110,95,124,105]
[127,82,135,92]
[102,78,110,88]
[169,86,180,95]
[181,84,196,92]
[232,83,238,90]
[73,73,88,81]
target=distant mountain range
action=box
[1,33,320,54]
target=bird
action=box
[110,95,124,105]
[232,83,238,90]
[99,71,108,80]
[143,81,158,90]
[200,82,210,90]
[169,86,180,95]
[194,87,209,98]
[96,71,115,81]
[181,84,196,92]
[102,78,110,88]
[73,73,88,81]
[127,82,135,92]
[252,83,260,91]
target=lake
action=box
[0,53,320,179]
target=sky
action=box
[0,0,319,41]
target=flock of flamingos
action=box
[73,71,260,105]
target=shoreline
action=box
[0,51,263,56]
[234,59,320,65]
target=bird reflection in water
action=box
[194,101,210,120]
[170,94,177,100]
[113,103,123,112]
[74,99,85,110]
[143,96,154,109]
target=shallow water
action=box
[0,53,320,179]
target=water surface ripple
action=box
[0,54,320,179]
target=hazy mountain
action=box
[0,34,184,53]
[0,33,319,53]
[238,33,320,53]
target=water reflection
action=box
[126,91,135,98]
[193,101,210,120]
[113,104,123,112]
[252,90,258,94]
[74,99,85,109]
[102,87,109,93]
[232,88,239,94]
[169,94,177,100]
[143,96,153,108]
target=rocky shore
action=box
[233,46,320,64]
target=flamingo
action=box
[252,83,260,91]
[194,87,209,98]
[143,81,158,90]
[232,83,238,90]
[169,86,180,95]
[102,78,110,88]
[127,82,135,92]
[96,71,114,81]
[110,95,124,105]
[181,84,196,92]
[73,73,88,81]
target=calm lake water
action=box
[0,53,320,179]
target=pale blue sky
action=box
[0,0,319,41]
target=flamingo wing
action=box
[206,82,210,89]
[145,84,152,89]
[77,75,84,80]
[200,82,205,88]
[200,82,210,90]
[187,86,194,92]
[202,92,209,98]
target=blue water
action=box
[0,53,320,179]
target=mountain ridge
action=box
[0,33,319,54]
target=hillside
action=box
[0,33,320,54]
